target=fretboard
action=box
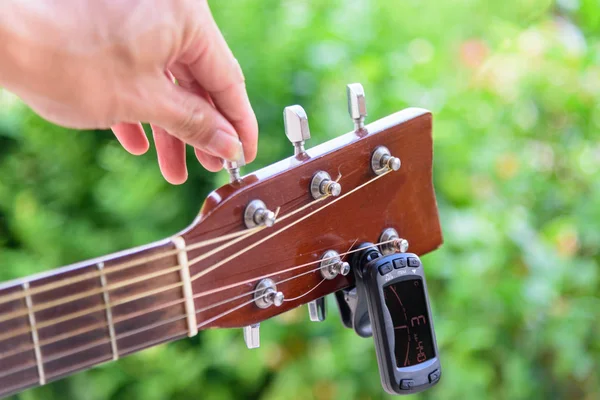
[0,238,191,398]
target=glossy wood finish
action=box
[0,107,442,397]
[181,108,442,328]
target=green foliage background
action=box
[1,0,600,399]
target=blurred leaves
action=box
[1,0,600,399]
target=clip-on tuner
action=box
[335,243,441,395]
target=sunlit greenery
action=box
[1,1,599,399]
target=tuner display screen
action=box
[383,279,435,368]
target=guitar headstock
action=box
[179,84,442,343]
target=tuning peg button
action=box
[308,297,326,322]
[284,105,311,156]
[223,141,246,183]
[347,83,367,131]
[243,324,260,349]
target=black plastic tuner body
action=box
[337,244,441,395]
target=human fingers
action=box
[182,1,258,162]
[194,148,223,172]
[110,122,149,155]
[151,124,187,184]
[141,77,242,162]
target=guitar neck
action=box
[0,238,192,397]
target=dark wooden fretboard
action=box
[0,238,192,398]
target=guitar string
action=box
[0,195,323,321]
[0,251,358,380]
[0,170,392,344]
[189,171,385,282]
[0,227,262,307]
[0,170,393,365]
[0,237,378,371]
[0,238,383,360]
[0,183,332,307]
[0,169,360,323]
[0,189,314,308]
[0,236,373,344]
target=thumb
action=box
[143,80,242,161]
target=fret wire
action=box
[0,280,184,343]
[0,238,395,351]
[0,243,360,386]
[0,168,399,397]
[0,264,184,325]
[0,170,392,328]
[97,262,119,361]
[22,282,46,385]
[0,296,188,363]
[172,236,198,337]
[45,330,186,383]
[0,228,263,308]
[0,260,333,380]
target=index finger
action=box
[182,2,258,162]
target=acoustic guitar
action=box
[0,83,443,397]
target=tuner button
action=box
[284,105,311,156]
[244,200,276,229]
[310,171,342,199]
[223,141,246,183]
[347,83,367,131]
[308,297,326,322]
[243,324,260,349]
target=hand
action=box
[0,0,258,184]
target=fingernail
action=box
[206,130,244,162]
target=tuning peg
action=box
[347,83,367,131]
[244,200,276,228]
[284,105,311,156]
[379,228,409,255]
[223,141,246,183]
[371,146,401,175]
[310,171,342,199]
[308,297,326,322]
[243,323,260,349]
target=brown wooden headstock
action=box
[180,106,442,330]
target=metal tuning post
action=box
[347,83,367,132]
[310,171,342,200]
[320,250,351,280]
[308,297,326,322]
[308,250,351,322]
[371,146,401,175]
[379,228,409,255]
[254,279,284,309]
[223,141,246,183]
[244,200,276,228]
[243,324,260,349]
[284,105,311,156]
